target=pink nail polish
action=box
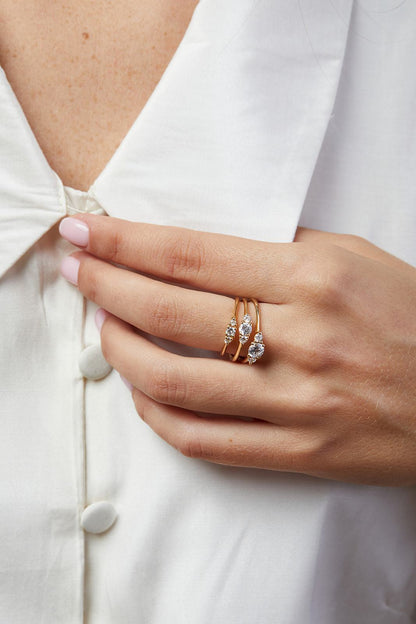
[60,256,80,285]
[95,308,108,332]
[120,374,133,391]
[59,217,89,247]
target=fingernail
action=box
[120,374,133,391]
[60,256,80,285]
[59,217,89,247]
[95,308,108,332]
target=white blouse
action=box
[1,1,416,622]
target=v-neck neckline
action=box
[0,0,201,197]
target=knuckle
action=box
[146,361,187,405]
[299,331,343,373]
[177,428,206,459]
[293,429,334,472]
[162,230,206,283]
[301,248,351,308]
[304,426,349,476]
[321,258,352,307]
[150,293,183,339]
[338,233,367,253]
[291,247,322,294]
[106,228,125,264]
[82,264,100,304]
[289,376,345,427]
[303,380,344,417]
[283,244,309,285]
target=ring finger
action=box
[98,311,311,424]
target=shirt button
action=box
[80,501,118,534]
[78,344,112,380]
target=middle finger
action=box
[66,250,279,355]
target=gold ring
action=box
[220,297,266,364]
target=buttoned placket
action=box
[62,186,118,621]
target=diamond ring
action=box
[220,296,265,365]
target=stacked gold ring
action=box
[220,297,265,365]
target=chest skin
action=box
[0,0,198,191]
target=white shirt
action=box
[1,1,416,622]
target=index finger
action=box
[58,214,301,302]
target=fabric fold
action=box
[93,0,354,244]
[0,0,354,279]
[0,67,65,278]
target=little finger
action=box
[132,387,315,473]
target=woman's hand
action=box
[59,215,416,486]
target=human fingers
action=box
[63,245,370,378]
[100,312,416,485]
[96,311,320,424]
[131,388,318,473]
[58,214,305,303]
[132,388,416,486]
[64,250,280,354]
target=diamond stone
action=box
[254,332,263,343]
[239,321,252,344]
[225,326,236,338]
[248,342,265,360]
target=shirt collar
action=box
[0,0,354,281]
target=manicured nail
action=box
[59,217,89,247]
[60,256,80,285]
[120,374,133,391]
[95,308,108,332]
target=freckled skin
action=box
[0,0,198,191]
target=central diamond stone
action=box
[239,321,252,343]
[240,322,251,336]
